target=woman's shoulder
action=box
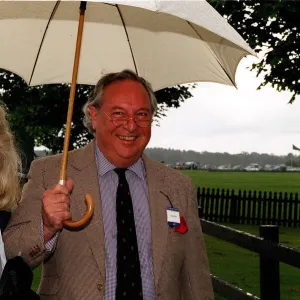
[0,211,11,232]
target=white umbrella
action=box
[0,0,255,89]
[0,0,255,228]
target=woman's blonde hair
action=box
[0,105,21,210]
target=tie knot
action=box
[114,168,127,179]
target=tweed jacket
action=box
[3,142,214,300]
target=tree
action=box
[208,0,300,103]
[0,70,192,170]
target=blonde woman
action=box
[0,105,21,275]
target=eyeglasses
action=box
[103,112,153,128]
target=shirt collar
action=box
[94,142,145,180]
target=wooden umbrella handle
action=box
[59,2,94,229]
[63,193,94,229]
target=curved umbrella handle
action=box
[62,193,94,229]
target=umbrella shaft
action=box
[59,2,86,182]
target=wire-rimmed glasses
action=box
[103,112,153,128]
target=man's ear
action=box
[89,106,98,130]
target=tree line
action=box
[145,147,300,167]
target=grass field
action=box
[182,170,300,194]
[32,171,300,298]
[32,268,41,292]
[204,224,300,300]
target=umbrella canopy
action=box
[0,0,255,91]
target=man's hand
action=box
[42,179,74,243]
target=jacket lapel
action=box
[68,141,105,281]
[143,155,172,288]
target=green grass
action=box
[205,224,300,300]
[182,170,300,194]
[32,268,41,292]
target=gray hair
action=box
[83,69,157,134]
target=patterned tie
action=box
[114,168,143,300]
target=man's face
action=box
[89,79,152,168]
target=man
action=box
[4,70,214,300]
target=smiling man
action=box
[88,77,153,168]
[4,70,214,300]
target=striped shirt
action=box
[95,145,156,300]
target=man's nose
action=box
[124,117,137,131]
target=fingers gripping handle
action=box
[58,180,94,229]
[62,193,95,229]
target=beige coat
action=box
[3,142,214,300]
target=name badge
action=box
[167,207,180,227]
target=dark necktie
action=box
[114,168,143,300]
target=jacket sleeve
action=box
[179,180,214,300]
[3,158,57,269]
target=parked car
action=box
[232,165,242,171]
[184,161,199,170]
[175,162,185,170]
[245,163,261,171]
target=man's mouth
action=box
[117,135,137,141]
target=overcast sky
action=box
[148,56,300,156]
